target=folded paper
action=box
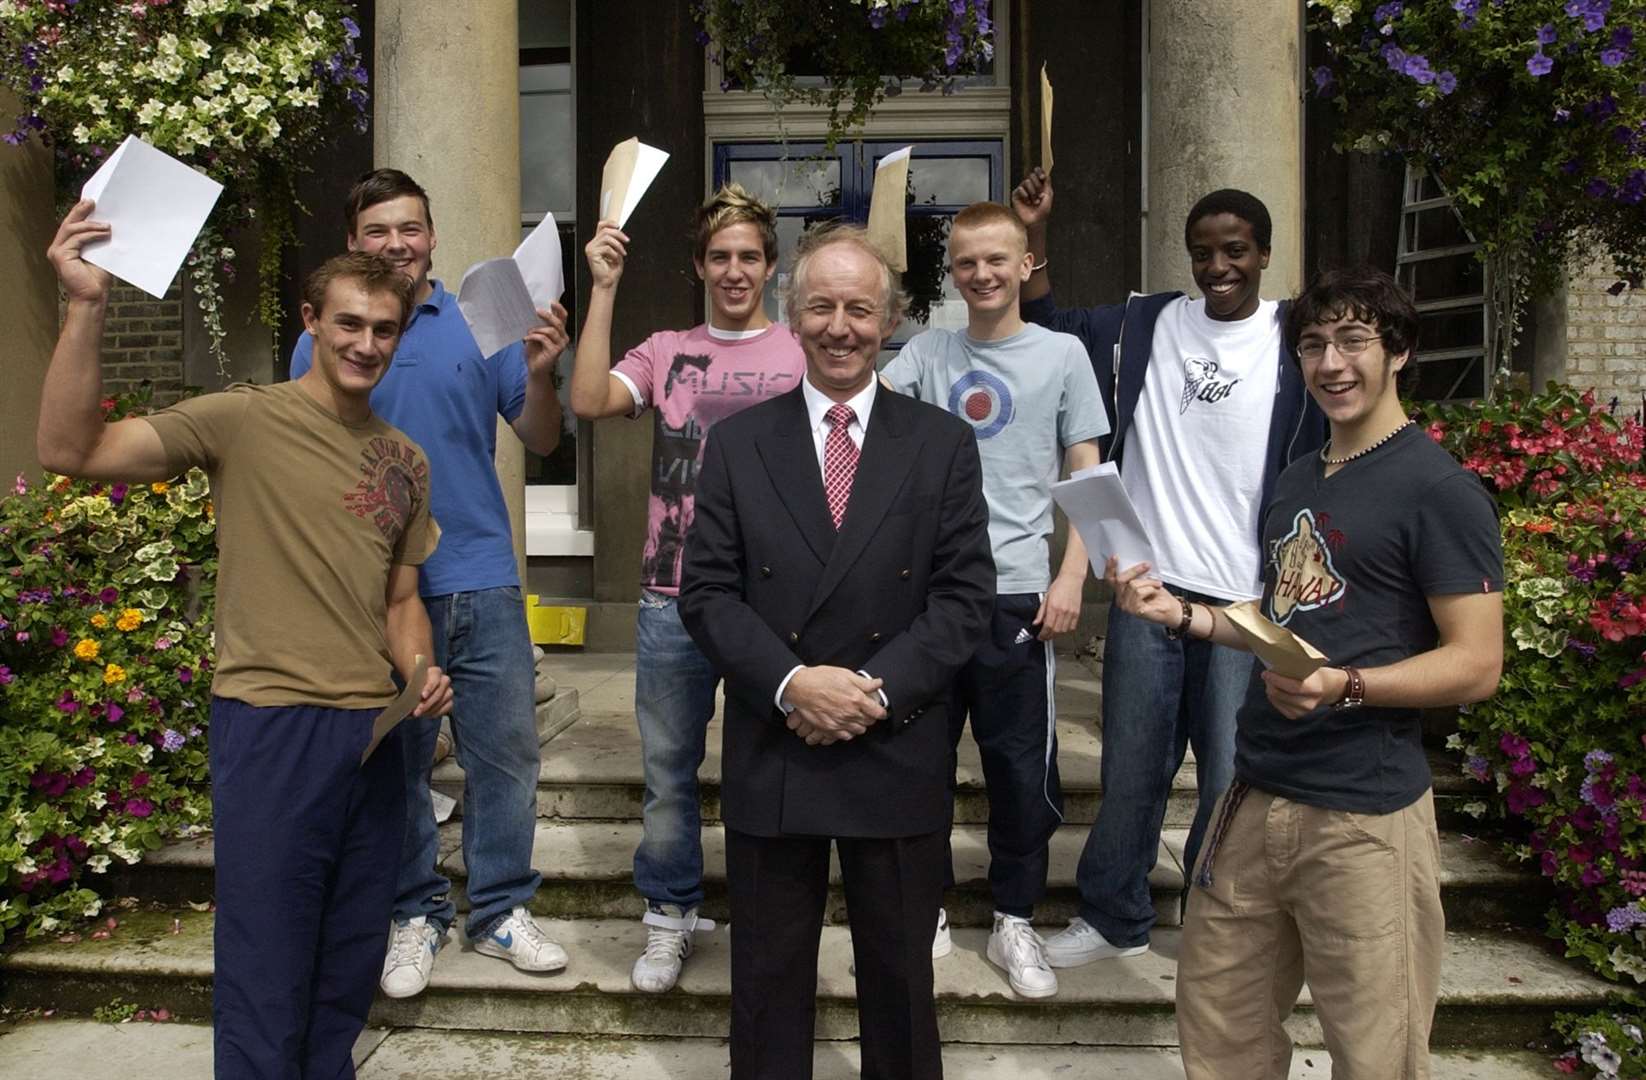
[81,136,224,299]
[1051,461,1156,577]
[362,654,429,765]
[866,145,913,273]
[456,214,565,358]
[1040,63,1055,175]
[1221,601,1329,681]
[599,137,669,228]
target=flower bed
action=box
[1420,384,1646,1074]
[0,391,216,938]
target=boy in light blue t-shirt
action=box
[881,201,1108,1000]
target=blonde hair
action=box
[693,183,780,264]
[951,201,1028,252]
[781,222,908,333]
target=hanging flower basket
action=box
[695,0,994,147]
[0,0,371,372]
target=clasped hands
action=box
[782,665,886,747]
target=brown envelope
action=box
[1221,601,1328,681]
[1041,63,1054,175]
[362,654,429,765]
[866,146,912,272]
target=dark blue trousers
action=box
[210,696,407,1080]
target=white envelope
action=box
[81,136,223,299]
[598,137,670,228]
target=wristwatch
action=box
[1331,665,1365,710]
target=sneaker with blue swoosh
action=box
[473,906,568,972]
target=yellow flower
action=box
[151,481,170,494]
[103,663,127,685]
[74,639,100,661]
[116,609,144,632]
[90,613,109,629]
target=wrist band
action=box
[1165,596,1194,640]
[1332,665,1365,710]
[1030,257,1049,273]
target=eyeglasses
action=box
[1295,334,1384,362]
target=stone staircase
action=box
[0,651,1615,1077]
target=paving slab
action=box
[0,1018,384,1079]
[1,908,1614,1049]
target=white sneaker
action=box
[472,906,568,972]
[986,912,1058,999]
[631,905,716,993]
[931,906,953,959]
[380,916,442,999]
[850,907,951,976]
[1041,916,1149,969]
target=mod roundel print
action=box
[947,370,1015,440]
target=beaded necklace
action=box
[1320,419,1413,466]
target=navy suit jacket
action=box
[679,384,995,839]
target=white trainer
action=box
[1041,916,1149,969]
[986,912,1058,999]
[850,907,951,976]
[472,906,568,972]
[380,916,442,999]
[631,905,716,993]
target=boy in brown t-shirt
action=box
[36,201,454,1080]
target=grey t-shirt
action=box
[884,323,1108,592]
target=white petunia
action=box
[304,9,324,29]
[88,855,111,874]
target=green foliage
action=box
[91,998,138,1024]
[1420,386,1646,1076]
[0,0,371,370]
[0,388,216,939]
[694,0,994,149]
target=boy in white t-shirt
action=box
[882,201,1108,999]
[1009,171,1326,965]
[570,184,806,995]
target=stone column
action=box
[374,0,527,580]
[0,89,59,485]
[1145,0,1303,298]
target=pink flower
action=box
[0,665,12,686]
[130,771,150,789]
[125,798,154,819]
[50,627,68,648]
[55,691,79,713]
[106,703,124,725]
[99,587,118,605]
[177,666,193,684]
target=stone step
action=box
[0,909,1613,1050]
[117,818,1541,932]
[0,1019,1562,1079]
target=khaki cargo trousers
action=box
[1176,787,1444,1080]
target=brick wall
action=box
[63,279,187,404]
[1564,258,1645,414]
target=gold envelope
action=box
[1040,63,1054,175]
[866,146,912,272]
[1221,601,1328,681]
[599,137,640,225]
[362,654,428,765]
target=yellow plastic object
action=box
[526,596,587,646]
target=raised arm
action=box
[1011,167,1054,304]
[569,220,640,420]
[36,200,172,482]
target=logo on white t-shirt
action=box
[947,370,1015,440]
[1180,356,1242,414]
[1266,508,1348,624]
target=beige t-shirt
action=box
[145,381,440,708]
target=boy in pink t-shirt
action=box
[570,185,804,993]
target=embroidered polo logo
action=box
[1180,356,1241,413]
[1266,508,1347,625]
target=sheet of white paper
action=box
[878,145,914,168]
[80,136,223,298]
[457,258,540,358]
[511,213,564,307]
[362,655,429,765]
[1051,461,1158,576]
[615,142,669,228]
[430,789,457,824]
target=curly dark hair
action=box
[1284,267,1420,361]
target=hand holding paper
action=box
[362,655,431,765]
[599,137,670,229]
[1051,462,1157,578]
[1221,600,1328,680]
[457,214,566,358]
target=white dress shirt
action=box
[776,375,883,713]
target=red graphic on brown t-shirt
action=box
[344,436,428,545]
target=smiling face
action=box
[695,221,775,331]
[349,195,436,301]
[948,219,1033,319]
[1296,314,1408,431]
[1187,212,1269,321]
[794,241,892,402]
[301,277,404,403]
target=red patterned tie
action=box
[823,403,859,530]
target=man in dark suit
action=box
[679,224,995,1080]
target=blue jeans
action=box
[394,586,542,939]
[633,590,720,910]
[1075,593,1255,948]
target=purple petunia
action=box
[1602,45,1629,67]
[1313,65,1334,92]
[1528,49,1555,76]
[1436,70,1458,95]
[1586,749,1616,772]
[161,728,185,752]
[1374,1,1404,26]
[1404,54,1436,84]
[1538,23,1559,45]
[342,15,361,39]
[1605,904,1646,933]
[1566,0,1610,32]
[1453,0,1479,26]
